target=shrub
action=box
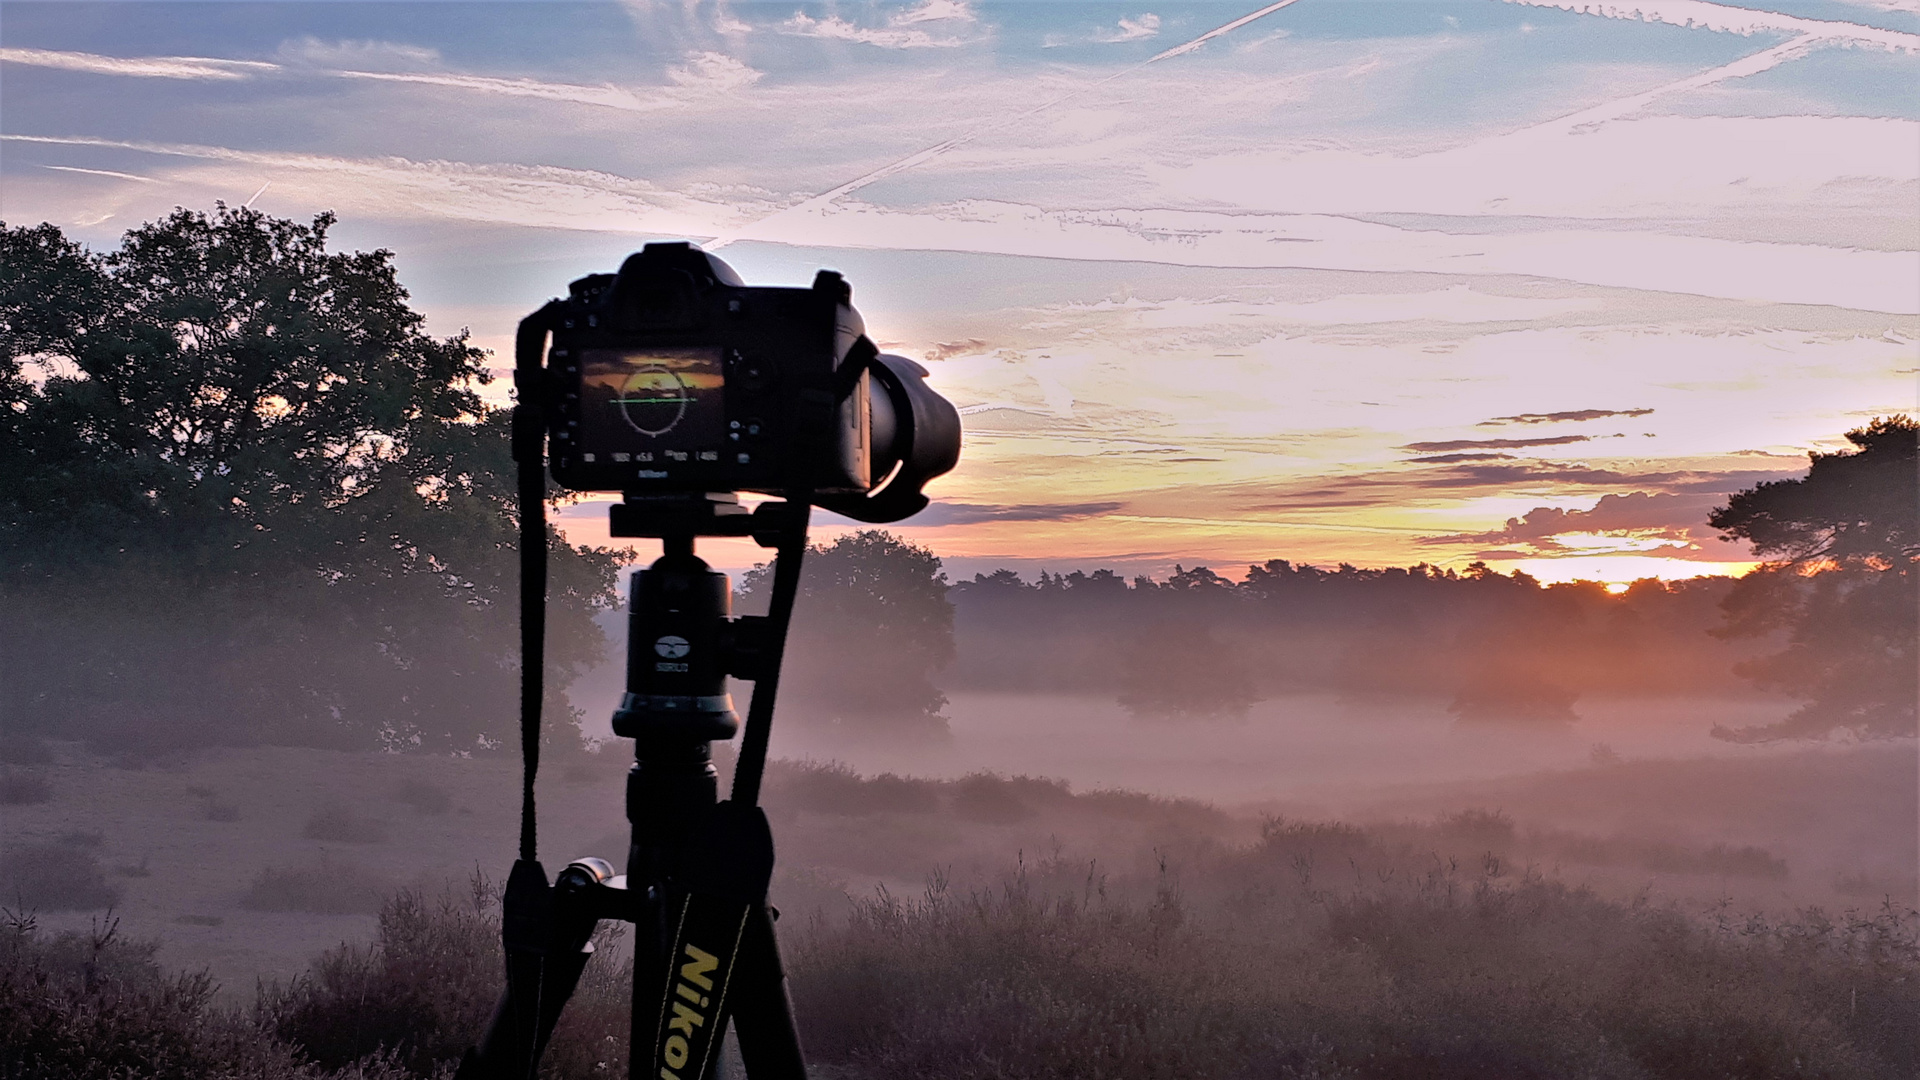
[186,785,241,821]
[0,734,52,765]
[391,777,452,816]
[0,910,403,1079]
[265,880,631,1079]
[788,860,1920,1079]
[770,760,941,816]
[0,843,121,911]
[302,803,389,844]
[949,772,1070,825]
[0,769,51,806]
[1449,670,1579,723]
[241,856,391,915]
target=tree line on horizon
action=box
[3,207,1911,756]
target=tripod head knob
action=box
[612,548,741,747]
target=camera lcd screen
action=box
[579,346,726,463]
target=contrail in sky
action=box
[708,0,1310,249]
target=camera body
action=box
[540,242,958,521]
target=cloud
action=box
[778,11,970,48]
[667,51,762,91]
[1502,0,1920,52]
[41,164,157,183]
[1421,491,1744,559]
[1481,408,1653,426]
[0,42,705,112]
[0,46,277,80]
[1095,14,1163,44]
[903,500,1125,526]
[892,0,979,25]
[0,133,754,236]
[1414,452,1520,464]
[275,37,440,68]
[924,339,990,362]
[332,69,661,111]
[1403,435,1596,452]
[738,197,1920,314]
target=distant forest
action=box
[5,208,1911,753]
[943,561,1755,721]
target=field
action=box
[4,690,1913,1001]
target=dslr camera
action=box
[533,241,959,521]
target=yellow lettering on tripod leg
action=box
[669,999,706,1036]
[680,944,719,990]
[664,1035,690,1070]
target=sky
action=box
[3,0,1915,584]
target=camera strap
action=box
[512,302,564,864]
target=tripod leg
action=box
[729,905,807,1080]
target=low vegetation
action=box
[241,856,392,916]
[2,802,1914,1080]
[0,768,51,806]
[0,843,120,912]
[301,803,390,844]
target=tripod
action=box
[458,490,813,1080]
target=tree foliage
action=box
[0,207,617,753]
[744,529,954,737]
[1709,416,1917,742]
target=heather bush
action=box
[0,734,52,765]
[241,855,392,915]
[5,810,1914,1078]
[264,878,631,1078]
[788,854,1920,1079]
[0,910,404,1080]
[392,776,453,816]
[303,802,390,843]
[0,843,121,911]
[0,767,51,805]
[186,784,242,821]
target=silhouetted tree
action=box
[0,207,617,752]
[1115,619,1261,721]
[745,530,954,737]
[1708,416,1917,741]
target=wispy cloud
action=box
[40,164,158,183]
[1404,435,1597,452]
[908,500,1125,526]
[1482,408,1653,426]
[1094,14,1163,44]
[0,46,278,80]
[275,37,440,68]
[778,9,974,49]
[0,133,754,235]
[1421,491,1733,560]
[744,199,1919,313]
[1502,0,1920,52]
[332,69,663,110]
[666,51,763,91]
[892,0,979,25]
[1,43,744,112]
